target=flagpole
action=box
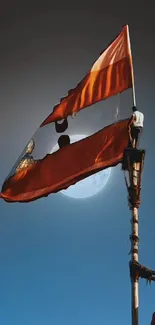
[127,25,136,107]
[130,160,139,325]
[123,149,145,325]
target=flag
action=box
[41,25,133,126]
[0,118,131,203]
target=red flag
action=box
[41,25,133,126]
[0,119,131,203]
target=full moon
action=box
[51,134,111,199]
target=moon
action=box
[51,134,111,199]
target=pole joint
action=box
[130,234,139,243]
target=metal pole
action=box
[131,161,139,325]
[127,26,139,321]
[123,149,145,325]
[127,25,138,320]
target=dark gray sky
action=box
[0,2,155,325]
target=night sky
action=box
[0,1,155,324]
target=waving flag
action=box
[41,25,133,126]
[0,119,131,203]
[0,25,133,203]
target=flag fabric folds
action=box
[0,118,131,203]
[41,25,133,126]
[0,25,134,203]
